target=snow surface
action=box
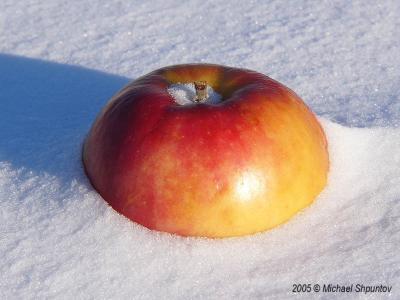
[1,1,400,299]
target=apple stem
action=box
[194,81,208,102]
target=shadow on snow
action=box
[0,54,130,187]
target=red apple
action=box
[83,64,329,238]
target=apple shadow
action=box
[0,54,130,185]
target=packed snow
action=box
[1,0,399,299]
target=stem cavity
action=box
[194,81,208,102]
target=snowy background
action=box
[1,0,399,299]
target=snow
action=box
[0,0,399,299]
[168,83,222,105]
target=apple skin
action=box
[83,64,329,238]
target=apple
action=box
[82,64,329,238]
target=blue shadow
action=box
[0,54,130,184]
